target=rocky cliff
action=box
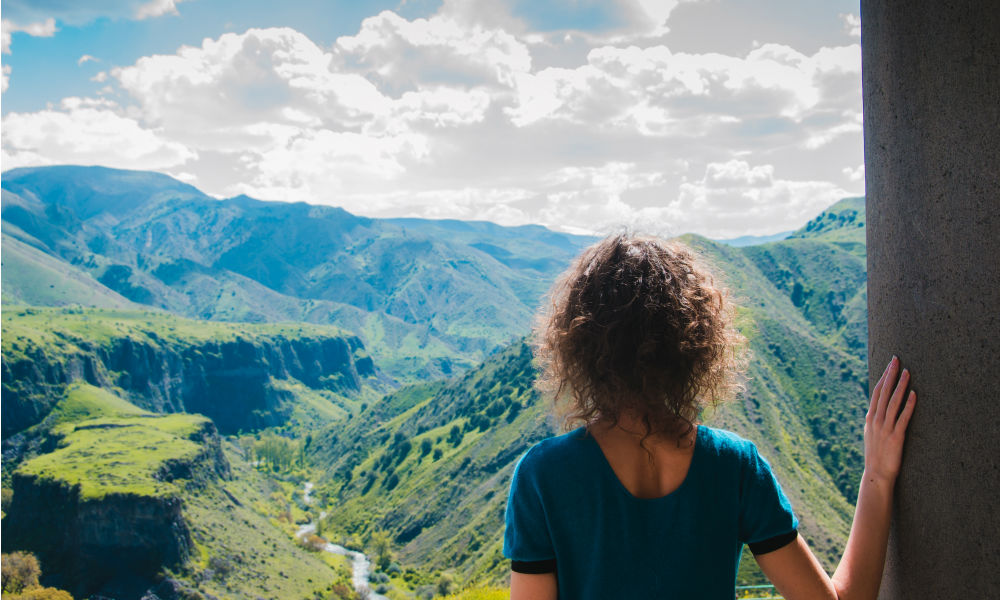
[2,415,231,599]
[1,308,379,438]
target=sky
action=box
[0,0,864,238]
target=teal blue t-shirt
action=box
[503,426,797,599]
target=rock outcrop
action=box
[2,420,230,599]
[2,325,376,437]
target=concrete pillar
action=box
[862,0,1000,597]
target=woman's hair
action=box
[534,233,746,439]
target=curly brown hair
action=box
[534,233,746,440]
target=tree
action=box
[2,552,40,594]
[8,588,74,600]
[436,573,454,596]
[371,531,392,572]
[447,425,463,447]
[791,280,807,307]
[1,552,72,600]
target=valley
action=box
[1,166,868,600]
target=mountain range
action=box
[2,165,594,383]
[1,165,868,599]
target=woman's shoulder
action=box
[697,425,762,462]
[514,427,591,475]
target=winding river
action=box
[296,482,388,600]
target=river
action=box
[297,482,388,600]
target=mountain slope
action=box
[0,233,136,309]
[1,383,343,600]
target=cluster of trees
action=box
[246,434,308,472]
[1,552,73,600]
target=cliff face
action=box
[2,346,104,437]
[5,477,190,597]
[2,320,377,437]
[3,419,230,599]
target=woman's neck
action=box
[588,415,698,499]
[591,413,697,447]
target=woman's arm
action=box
[756,356,916,600]
[510,572,557,600]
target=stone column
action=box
[862,0,1000,597]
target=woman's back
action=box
[505,425,797,599]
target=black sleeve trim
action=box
[749,529,798,555]
[511,559,557,574]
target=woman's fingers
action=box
[885,368,910,425]
[868,359,892,420]
[894,391,917,433]
[874,357,899,424]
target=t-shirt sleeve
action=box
[503,450,556,562]
[737,441,798,549]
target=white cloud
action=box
[843,163,864,182]
[3,4,864,238]
[136,0,183,19]
[1,97,195,170]
[1,1,186,27]
[229,128,430,202]
[393,86,492,128]
[2,17,56,54]
[2,65,10,93]
[114,28,391,150]
[334,10,532,91]
[842,13,861,38]
[509,42,861,128]
[673,160,852,236]
[103,26,508,203]
[705,159,774,188]
[78,54,99,65]
[804,110,862,149]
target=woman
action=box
[504,234,915,599]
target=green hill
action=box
[2,383,346,600]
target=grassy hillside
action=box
[2,383,347,599]
[17,388,209,500]
[0,233,135,309]
[311,342,547,588]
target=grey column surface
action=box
[862,0,999,597]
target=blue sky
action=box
[1,0,863,237]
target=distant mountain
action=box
[714,230,793,247]
[2,166,595,383]
[787,196,866,256]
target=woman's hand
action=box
[864,356,917,484]
[759,356,917,600]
